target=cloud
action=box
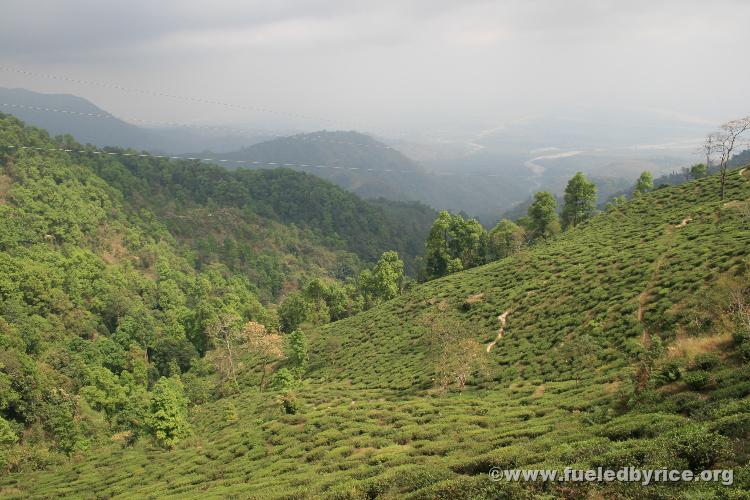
[0,0,748,137]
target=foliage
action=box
[278,252,405,332]
[635,171,654,194]
[526,191,560,240]
[605,195,627,211]
[0,417,17,469]
[690,163,708,180]
[288,329,308,376]
[359,250,405,307]
[664,425,730,469]
[278,292,311,333]
[425,211,487,279]
[3,115,750,498]
[561,172,597,228]
[683,370,710,390]
[145,376,190,449]
[487,219,525,260]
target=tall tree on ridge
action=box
[562,172,597,229]
[527,191,559,241]
[635,171,654,195]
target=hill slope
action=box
[205,131,537,222]
[0,113,435,295]
[4,167,750,498]
[0,87,273,153]
[311,168,750,388]
[0,87,153,148]
[206,131,432,201]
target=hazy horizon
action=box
[1,0,748,144]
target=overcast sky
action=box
[0,0,748,140]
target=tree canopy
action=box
[635,171,654,194]
[561,172,597,228]
[527,191,560,240]
[425,211,487,279]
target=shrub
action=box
[664,425,730,470]
[409,475,532,500]
[683,370,710,390]
[692,353,720,371]
[181,358,215,406]
[666,392,705,416]
[733,328,750,347]
[740,342,750,363]
[654,361,682,385]
[280,392,299,415]
[0,417,18,469]
[271,368,297,391]
[593,441,651,469]
[597,413,683,441]
[224,402,238,423]
[710,414,750,438]
[450,445,538,474]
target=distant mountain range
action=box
[0,88,716,225]
[0,88,529,222]
[0,87,273,153]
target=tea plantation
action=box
[2,169,750,498]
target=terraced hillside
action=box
[311,168,750,390]
[3,168,749,498]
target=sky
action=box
[0,0,748,141]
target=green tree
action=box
[424,211,454,278]
[359,251,405,306]
[80,367,127,428]
[635,171,654,194]
[527,191,560,241]
[690,163,708,180]
[302,279,356,322]
[145,376,190,449]
[424,212,487,279]
[0,416,18,469]
[453,217,487,269]
[151,337,198,377]
[487,219,525,260]
[278,292,310,333]
[289,329,308,376]
[561,172,597,228]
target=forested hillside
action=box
[3,117,749,497]
[202,131,534,223]
[0,114,437,477]
[0,114,434,296]
[87,151,435,280]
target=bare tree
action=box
[207,315,284,392]
[708,116,750,200]
[206,312,244,391]
[702,133,715,174]
[422,313,487,392]
[243,321,285,390]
